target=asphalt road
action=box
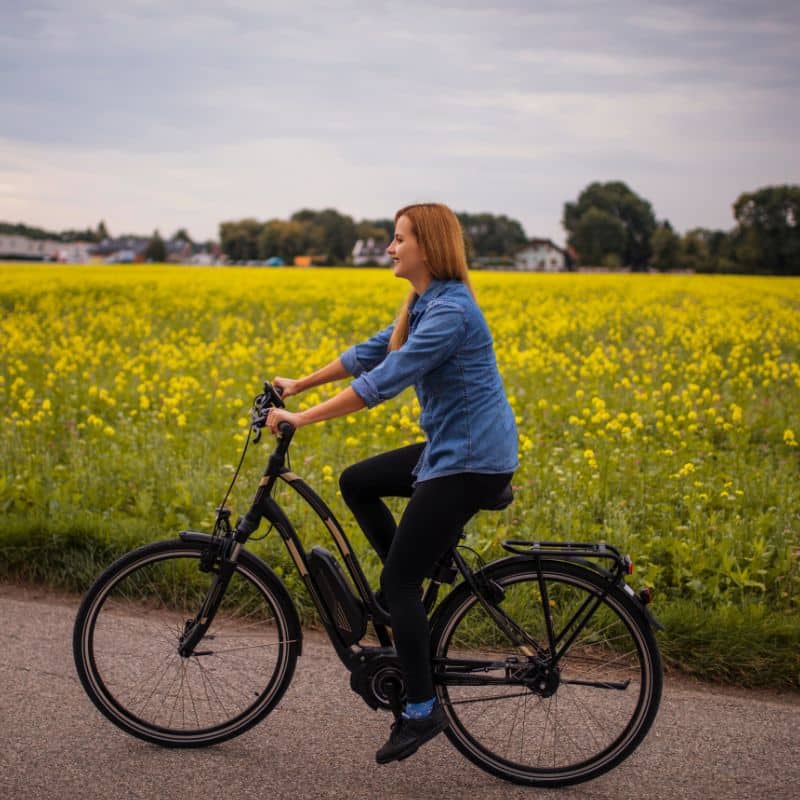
[1,583,798,800]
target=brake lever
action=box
[250,382,285,444]
[250,391,268,443]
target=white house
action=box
[352,238,392,266]
[514,239,568,272]
[0,234,93,262]
[0,234,58,260]
[56,241,93,262]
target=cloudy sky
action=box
[1,0,798,245]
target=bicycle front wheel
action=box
[73,538,301,747]
[431,558,662,787]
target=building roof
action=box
[515,238,567,255]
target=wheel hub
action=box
[506,657,560,698]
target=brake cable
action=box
[213,383,286,538]
[213,424,253,537]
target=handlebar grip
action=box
[266,420,295,476]
[277,421,294,437]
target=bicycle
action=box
[73,381,663,788]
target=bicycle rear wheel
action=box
[430,558,662,787]
[73,538,301,747]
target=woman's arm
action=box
[266,386,365,433]
[273,357,349,398]
[275,321,394,398]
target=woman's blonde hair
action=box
[388,202,475,351]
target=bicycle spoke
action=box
[119,649,175,707]
[185,663,201,729]
[505,688,523,755]
[203,640,297,655]
[445,690,533,706]
[137,653,181,718]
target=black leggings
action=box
[339,443,512,702]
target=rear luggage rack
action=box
[502,540,633,576]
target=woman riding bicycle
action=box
[265,202,518,764]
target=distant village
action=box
[0,233,222,267]
[0,231,573,272]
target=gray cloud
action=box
[1,0,798,242]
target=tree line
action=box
[218,209,529,265]
[218,183,798,274]
[563,182,800,275]
[4,183,797,273]
[0,220,110,243]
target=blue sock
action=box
[403,697,435,719]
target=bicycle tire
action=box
[430,557,662,787]
[73,538,301,747]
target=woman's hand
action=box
[265,406,306,435]
[272,376,302,399]
[266,386,364,435]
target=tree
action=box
[97,220,110,240]
[144,230,166,262]
[650,222,681,271]
[457,212,528,258]
[679,229,711,272]
[679,228,739,273]
[356,220,391,244]
[172,228,193,244]
[258,219,311,263]
[563,181,657,269]
[569,207,627,267]
[289,208,357,264]
[219,219,262,262]
[731,185,800,274]
[358,218,394,241]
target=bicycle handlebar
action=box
[249,381,297,475]
[250,380,286,443]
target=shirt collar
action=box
[409,279,450,315]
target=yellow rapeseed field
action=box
[1,264,798,683]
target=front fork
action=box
[178,528,243,658]
[179,421,293,658]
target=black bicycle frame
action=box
[228,425,397,666]
[182,424,654,693]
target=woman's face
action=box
[387,215,429,285]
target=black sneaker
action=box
[375,705,448,764]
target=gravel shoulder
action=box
[1,582,798,800]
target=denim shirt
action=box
[340,279,518,482]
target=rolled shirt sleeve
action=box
[350,301,466,408]
[340,323,394,377]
